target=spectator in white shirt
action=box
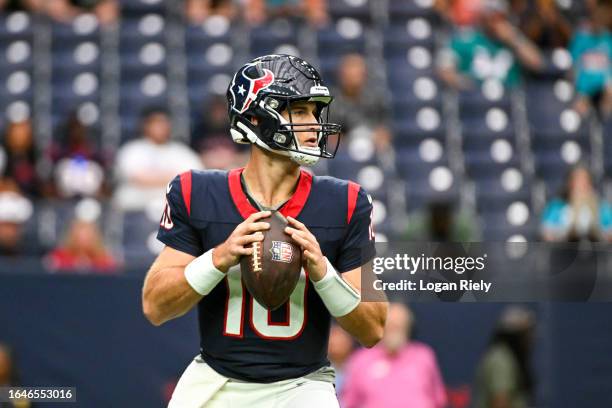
[114,108,203,211]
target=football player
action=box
[142,54,388,408]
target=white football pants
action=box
[168,355,339,408]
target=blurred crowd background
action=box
[0,0,611,271]
[1,0,612,407]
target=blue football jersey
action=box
[157,168,375,383]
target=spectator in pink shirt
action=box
[340,303,448,408]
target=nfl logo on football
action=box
[270,241,293,263]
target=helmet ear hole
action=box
[273,132,290,147]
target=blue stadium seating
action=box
[0,4,607,248]
[120,0,167,16]
[328,0,373,23]
[480,208,538,241]
[387,0,437,22]
[458,88,512,119]
[316,20,366,61]
[248,19,299,57]
[121,210,159,262]
[384,30,434,63]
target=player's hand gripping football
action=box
[284,216,327,282]
[212,211,271,273]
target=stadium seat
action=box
[396,148,451,181]
[391,76,442,115]
[0,12,34,42]
[458,83,512,119]
[316,18,366,62]
[532,131,591,189]
[120,0,167,16]
[121,210,160,263]
[186,16,232,50]
[392,105,445,148]
[51,16,101,49]
[387,0,437,22]
[328,0,373,23]
[405,180,460,212]
[248,21,299,58]
[480,205,539,241]
[383,18,435,60]
[463,137,519,172]
[531,48,573,80]
[0,13,35,118]
[119,75,169,140]
[120,15,166,48]
[525,80,575,127]
[473,167,533,213]
[461,105,516,141]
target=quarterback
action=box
[142,54,388,407]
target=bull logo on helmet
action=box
[229,63,275,114]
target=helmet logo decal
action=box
[230,63,275,113]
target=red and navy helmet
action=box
[227,54,341,166]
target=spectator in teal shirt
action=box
[541,165,612,242]
[438,0,543,89]
[570,0,612,118]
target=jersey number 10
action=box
[223,267,308,340]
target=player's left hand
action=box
[285,216,327,282]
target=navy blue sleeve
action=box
[156,174,203,257]
[336,186,376,273]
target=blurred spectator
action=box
[192,96,246,169]
[200,138,246,170]
[341,303,447,408]
[405,201,480,242]
[327,324,354,395]
[49,113,109,199]
[79,0,119,26]
[185,0,236,24]
[0,120,41,197]
[244,0,328,27]
[0,0,118,25]
[0,0,41,12]
[438,0,543,89]
[0,181,36,257]
[0,343,30,408]
[332,54,392,152]
[191,95,232,152]
[569,0,612,118]
[46,218,117,273]
[435,0,484,27]
[472,306,535,408]
[541,165,612,242]
[518,0,572,49]
[47,0,118,26]
[114,108,203,211]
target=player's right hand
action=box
[212,211,271,273]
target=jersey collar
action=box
[228,168,312,219]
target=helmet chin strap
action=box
[289,147,320,166]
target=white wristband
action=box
[312,258,361,317]
[184,248,226,296]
